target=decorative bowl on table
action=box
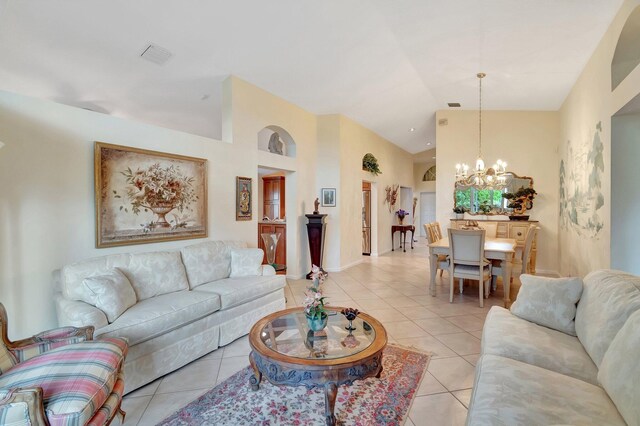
[340,308,360,332]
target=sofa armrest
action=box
[11,326,94,363]
[55,295,108,330]
[261,265,276,276]
[0,387,48,426]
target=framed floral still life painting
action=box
[95,142,207,248]
[236,176,252,221]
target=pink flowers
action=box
[304,265,328,319]
[310,264,327,285]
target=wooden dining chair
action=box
[477,222,498,238]
[448,228,492,307]
[515,224,538,276]
[426,223,448,277]
[433,222,443,240]
[424,223,433,241]
[491,224,538,294]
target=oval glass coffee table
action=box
[248,307,387,426]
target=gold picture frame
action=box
[236,176,252,221]
[95,142,207,248]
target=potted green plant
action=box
[362,153,382,176]
[453,205,466,219]
[478,200,492,214]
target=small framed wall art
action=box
[236,176,252,221]
[94,142,207,248]
[321,188,336,207]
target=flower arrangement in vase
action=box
[304,265,329,332]
[396,209,409,225]
[116,163,198,229]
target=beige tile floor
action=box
[122,240,507,425]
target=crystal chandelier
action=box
[455,73,507,189]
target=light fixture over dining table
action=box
[455,73,507,189]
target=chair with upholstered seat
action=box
[0,303,128,425]
[448,228,492,307]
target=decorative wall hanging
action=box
[95,142,207,248]
[236,176,252,221]
[362,153,382,175]
[321,188,336,207]
[559,122,605,236]
[384,184,399,212]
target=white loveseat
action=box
[53,240,286,393]
[467,270,640,426]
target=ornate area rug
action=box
[158,345,430,426]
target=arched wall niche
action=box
[257,125,297,158]
[612,6,640,91]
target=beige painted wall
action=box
[316,115,342,271]
[339,116,414,264]
[558,0,640,276]
[414,160,437,236]
[435,110,561,273]
[315,114,414,269]
[0,77,415,336]
[223,76,318,279]
[0,90,253,337]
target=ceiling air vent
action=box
[447,102,461,108]
[140,43,172,65]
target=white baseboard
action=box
[372,248,391,257]
[286,273,304,280]
[325,258,364,273]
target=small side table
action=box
[272,263,287,275]
[391,225,415,252]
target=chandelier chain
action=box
[478,73,483,159]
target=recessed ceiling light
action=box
[427,142,432,146]
[432,156,436,159]
[409,128,416,132]
[448,102,461,108]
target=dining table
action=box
[428,237,517,308]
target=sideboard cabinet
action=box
[450,219,538,273]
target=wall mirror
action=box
[454,172,534,215]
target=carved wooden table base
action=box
[248,307,387,426]
[249,350,383,426]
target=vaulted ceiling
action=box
[0,0,623,153]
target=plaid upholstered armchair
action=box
[0,304,128,425]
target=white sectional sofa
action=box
[466,270,640,425]
[53,240,286,393]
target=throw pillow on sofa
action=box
[81,268,137,322]
[510,274,583,335]
[230,248,263,277]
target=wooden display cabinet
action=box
[258,223,286,274]
[262,176,285,220]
